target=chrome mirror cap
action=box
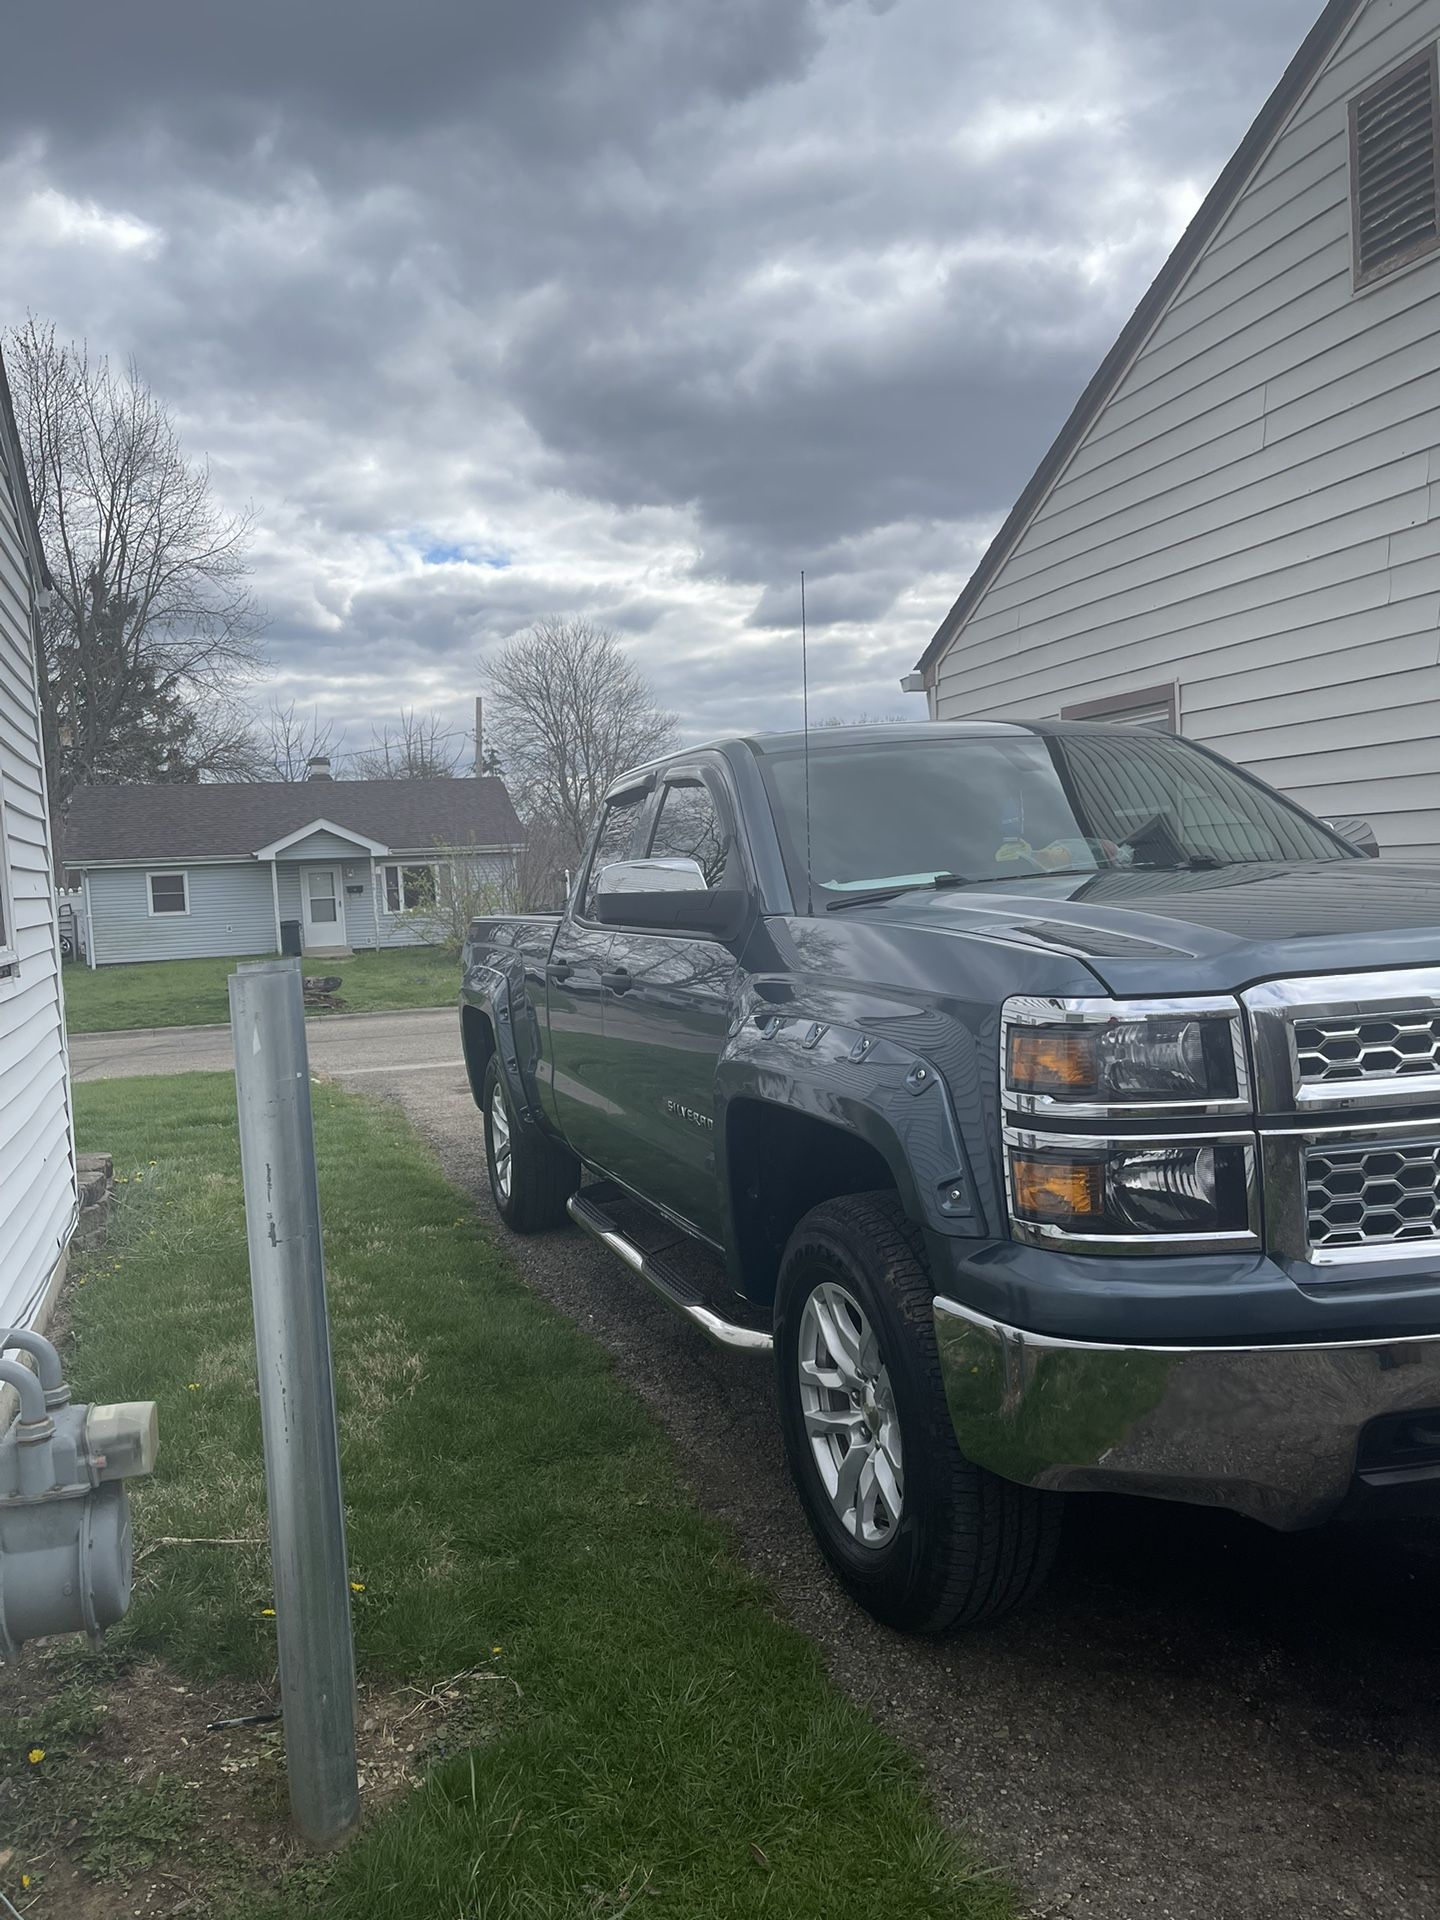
[596,856,708,896]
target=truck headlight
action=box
[1003,997,1248,1115]
[1007,1137,1256,1248]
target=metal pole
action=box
[228,958,359,1848]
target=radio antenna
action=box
[800,570,813,915]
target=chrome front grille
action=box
[1306,1140,1440,1251]
[1295,1011,1440,1087]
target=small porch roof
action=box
[253,817,391,861]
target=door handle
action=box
[548,957,574,982]
[600,968,632,994]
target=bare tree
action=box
[352,707,466,780]
[483,618,677,860]
[191,693,273,782]
[6,320,266,851]
[247,699,347,782]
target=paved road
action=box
[82,1016,1440,1917]
[69,1007,463,1084]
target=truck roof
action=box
[618,717,1146,785]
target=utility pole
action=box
[229,958,359,1848]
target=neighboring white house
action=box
[64,766,524,964]
[912,0,1440,859]
[0,348,76,1330]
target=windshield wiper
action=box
[821,867,1105,910]
[1130,853,1229,872]
[825,873,972,912]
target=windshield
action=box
[759,731,1352,902]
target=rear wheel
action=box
[481,1055,577,1233]
[775,1191,1060,1632]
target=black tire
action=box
[775,1191,1061,1633]
[481,1054,578,1233]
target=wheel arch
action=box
[460,1000,496,1110]
[720,1092,913,1305]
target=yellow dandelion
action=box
[21,1873,31,1889]
[490,1645,502,1656]
[26,1747,44,1765]
[186,1383,200,1392]
[349,1582,365,1594]
[261,1608,276,1618]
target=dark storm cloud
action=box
[0,0,1327,739]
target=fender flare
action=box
[714,1009,989,1243]
[460,956,544,1124]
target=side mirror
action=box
[1323,816,1381,859]
[593,858,749,940]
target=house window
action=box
[147,871,190,916]
[1350,47,1439,288]
[383,862,441,913]
[1060,684,1177,732]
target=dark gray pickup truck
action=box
[461,720,1440,1631]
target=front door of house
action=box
[302,866,346,949]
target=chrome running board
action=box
[566,1190,773,1353]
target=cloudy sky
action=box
[0,0,1324,758]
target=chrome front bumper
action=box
[933,1295,1440,1529]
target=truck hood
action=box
[858,861,1440,996]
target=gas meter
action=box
[0,1328,158,1663]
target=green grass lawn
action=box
[63,946,458,1033]
[3,1074,1012,1920]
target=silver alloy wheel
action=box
[797,1279,903,1547]
[488,1080,513,1202]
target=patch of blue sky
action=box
[418,539,510,568]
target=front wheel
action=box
[775,1191,1060,1633]
[481,1055,577,1233]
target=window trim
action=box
[146,869,191,917]
[1060,683,1178,731]
[1349,45,1440,291]
[0,780,16,976]
[380,859,444,915]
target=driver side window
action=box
[581,792,646,919]
[648,779,734,887]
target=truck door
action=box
[598,765,748,1243]
[544,783,652,1170]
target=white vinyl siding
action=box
[934,0,1440,858]
[0,407,75,1329]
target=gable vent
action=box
[1350,47,1439,286]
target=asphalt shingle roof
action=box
[65,777,524,864]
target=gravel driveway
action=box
[80,1019,1440,1916]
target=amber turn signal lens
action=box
[1008,1028,1097,1094]
[1011,1154,1104,1222]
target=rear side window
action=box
[581,792,647,917]
[649,780,733,887]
